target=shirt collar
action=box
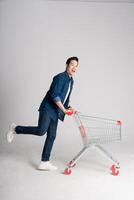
[65,70,72,80]
[65,71,72,80]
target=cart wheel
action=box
[68,160,76,168]
[110,165,119,176]
[63,168,72,175]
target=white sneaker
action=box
[7,123,17,143]
[38,161,57,171]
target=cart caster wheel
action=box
[68,161,76,168]
[63,168,72,175]
[110,165,119,176]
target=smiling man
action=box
[7,56,79,171]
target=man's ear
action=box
[66,64,68,70]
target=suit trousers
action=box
[15,110,58,161]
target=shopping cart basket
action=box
[64,113,122,176]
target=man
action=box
[7,56,79,171]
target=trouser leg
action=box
[41,118,58,161]
[15,110,51,136]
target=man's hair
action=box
[66,57,79,65]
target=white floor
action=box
[1,136,134,200]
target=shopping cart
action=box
[64,113,122,176]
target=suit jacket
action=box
[39,71,74,121]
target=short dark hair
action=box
[66,57,79,65]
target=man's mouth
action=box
[72,70,75,73]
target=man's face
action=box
[66,60,79,76]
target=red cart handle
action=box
[66,110,73,116]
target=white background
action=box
[0,0,134,199]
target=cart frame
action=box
[64,113,122,176]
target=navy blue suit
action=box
[15,71,74,161]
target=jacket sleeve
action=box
[49,75,63,102]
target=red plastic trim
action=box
[117,120,122,125]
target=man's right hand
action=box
[55,101,76,115]
[65,108,77,115]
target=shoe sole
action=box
[37,168,57,171]
[7,130,14,143]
